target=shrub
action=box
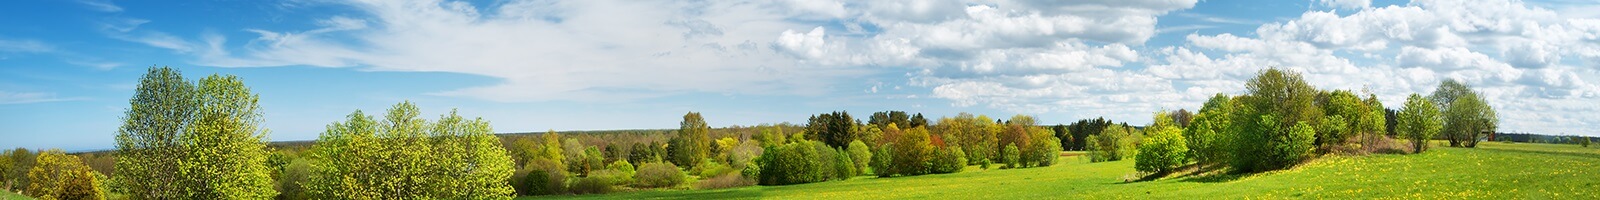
[1136,122,1189,174]
[833,148,856,179]
[695,173,755,190]
[1001,144,1020,169]
[523,158,568,195]
[891,127,934,176]
[1230,68,1322,173]
[1089,125,1135,162]
[870,146,894,177]
[756,140,834,185]
[25,150,103,200]
[740,161,761,179]
[1025,127,1061,167]
[930,147,966,174]
[607,160,636,184]
[568,171,619,194]
[846,140,872,175]
[634,162,686,188]
[979,158,992,170]
[696,161,734,178]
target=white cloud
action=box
[0,91,83,104]
[75,0,123,13]
[1154,0,1600,135]
[0,39,54,53]
[1320,0,1371,10]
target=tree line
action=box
[3,66,1506,199]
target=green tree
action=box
[1136,112,1188,174]
[25,150,103,200]
[1399,94,1443,153]
[807,111,858,149]
[846,140,872,174]
[305,102,514,199]
[672,112,712,169]
[1001,144,1020,169]
[1088,125,1135,162]
[1318,90,1363,146]
[1231,68,1321,172]
[891,126,934,175]
[1442,91,1498,148]
[1185,94,1233,166]
[114,67,276,199]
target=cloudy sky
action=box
[3,0,1598,151]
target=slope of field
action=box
[522,142,1600,199]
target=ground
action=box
[520,141,1600,199]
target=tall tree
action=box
[673,112,712,168]
[115,67,276,198]
[1442,92,1498,147]
[806,111,857,149]
[1184,94,1233,166]
[1398,94,1443,153]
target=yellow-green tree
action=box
[25,150,103,200]
[305,102,515,199]
[1399,94,1443,153]
[114,67,276,199]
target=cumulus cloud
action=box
[1154,0,1600,135]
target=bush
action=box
[695,173,755,190]
[979,158,992,170]
[891,127,934,176]
[833,148,856,179]
[930,147,966,174]
[870,146,894,177]
[1136,123,1189,174]
[1230,68,1322,173]
[1088,125,1135,162]
[607,160,635,184]
[1001,144,1020,169]
[846,140,872,174]
[25,150,103,200]
[696,161,734,178]
[740,161,761,179]
[1025,127,1061,167]
[635,162,687,188]
[568,171,618,194]
[523,158,568,195]
[756,140,834,185]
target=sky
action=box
[2,0,1598,151]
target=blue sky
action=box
[3,0,1599,151]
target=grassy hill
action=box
[520,141,1600,199]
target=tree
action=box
[868,111,911,130]
[305,102,515,199]
[1185,94,1233,166]
[1399,94,1443,153]
[673,112,712,168]
[1027,127,1062,167]
[1088,125,1135,162]
[1442,91,1497,148]
[807,111,858,149]
[846,140,872,175]
[4,148,35,191]
[115,67,276,199]
[24,150,103,200]
[1001,144,1020,169]
[891,126,934,176]
[1318,90,1364,146]
[1231,68,1321,172]
[1136,112,1189,174]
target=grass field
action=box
[521,142,1600,199]
[1,190,29,200]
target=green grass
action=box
[520,142,1600,199]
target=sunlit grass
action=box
[520,142,1600,199]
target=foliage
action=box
[672,112,713,169]
[929,147,966,174]
[634,162,686,188]
[1230,68,1322,173]
[1136,112,1189,174]
[1001,144,1020,169]
[1065,118,1116,151]
[521,158,567,195]
[304,102,515,199]
[832,148,856,179]
[3,148,33,192]
[277,157,314,200]
[756,140,834,185]
[694,173,755,190]
[1318,90,1364,146]
[607,160,636,185]
[1185,94,1233,165]
[846,140,872,175]
[24,150,103,200]
[807,111,859,149]
[114,67,277,199]
[932,113,998,165]
[1088,125,1136,162]
[870,146,894,177]
[569,170,622,194]
[1399,94,1443,153]
[891,127,935,176]
[1024,126,1061,167]
[1440,88,1497,148]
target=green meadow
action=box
[520,142,1600,199]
